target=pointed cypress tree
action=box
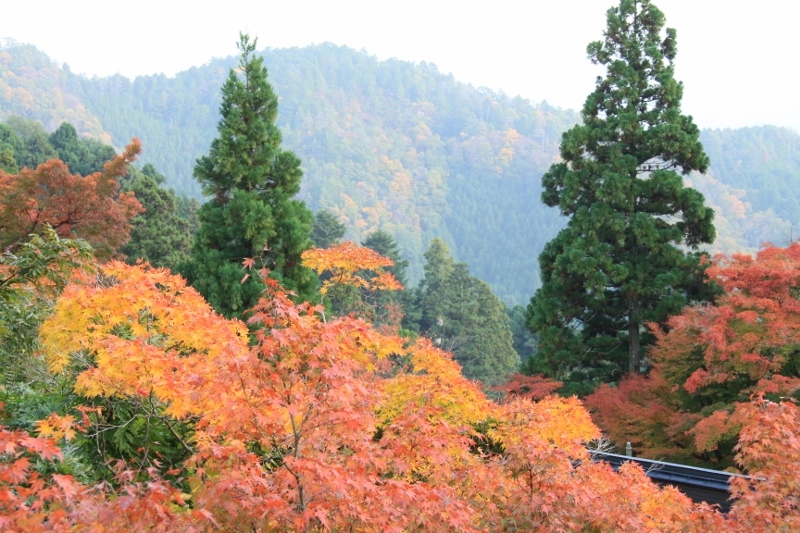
[362,229,412,328]
[362,229,409,288]
[182,34,316,316]
[527,0,715,385]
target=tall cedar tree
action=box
[527,0,715,387]
[183,34,316,316]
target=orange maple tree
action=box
[587,243,800,466]
[301,241,402,294]
[728,397,800,531]
[493,373,564,401]
[9,259,800,530]
[301,241,403,323]
[0,139,143,258]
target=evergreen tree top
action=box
[543,0,712,248]
[194,33,301,201]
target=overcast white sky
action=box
[2,0,798,131]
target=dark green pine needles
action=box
[181,33,316,317]
[526,0,716,392]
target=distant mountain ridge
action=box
[0,41,796,305]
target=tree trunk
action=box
[628,307,640,374]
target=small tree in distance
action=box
[310,208,347,248]
[527,0,716,390]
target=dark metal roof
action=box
[590,451,749,512]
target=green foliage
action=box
[182,34,316,316]
[58,43,578,304]
[48,122,116,176]
[0,118,116,176]
[527,0,715,388]
[49,122,88,173]
[0,123,22,173]
[0,147,16,173]
[415,238,519,385]
[81,396,195,481]
[507,304,537,363]
[119,163,198,270]
[0,227,100,481]
[311,209,347,248]
[3,41,799,308]
[363,229,409,287]
[362,228,414,327]
[79,138,117,175]
[0,227,94,384]
[19,130,58,169]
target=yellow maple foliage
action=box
[301,241,402,295]
[34,413,76,442]
[39,261,249,419]
[377,338,495,427]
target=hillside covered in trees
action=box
[2,41,798,305]
[3,0,800,527]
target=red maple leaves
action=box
[0,139,143,258]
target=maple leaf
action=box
[34,413,77,442]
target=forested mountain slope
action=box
[700,127,800,242]
[62,44,580,303]
[1,41,797,304]
[0,42,108,141]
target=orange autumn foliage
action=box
[585,372,701,460]
[301,241,405,325]
[0,139,143,258]
[15,261,800,530]
[588,243,800,465]
[0,423,208,532]
[301,241,402,295]
[493,373,564,401]
[39,261,249,420]
[729,398,800,531]
[653,244,800,397]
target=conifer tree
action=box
[362,229,409,287]
[527,0,715,386]
[49,122,88,174]
[418,239,519,385]
[362,229,411,328]
[0,124,22,173]
[120,164,196,270]
[182,34,316,316]
[310,209,347,248]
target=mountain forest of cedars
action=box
[2,39,798,307]
[3,0,800,528]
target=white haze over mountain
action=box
[2,0,798,132]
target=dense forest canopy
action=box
[0,41,798,306]
[2,1,800,527]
